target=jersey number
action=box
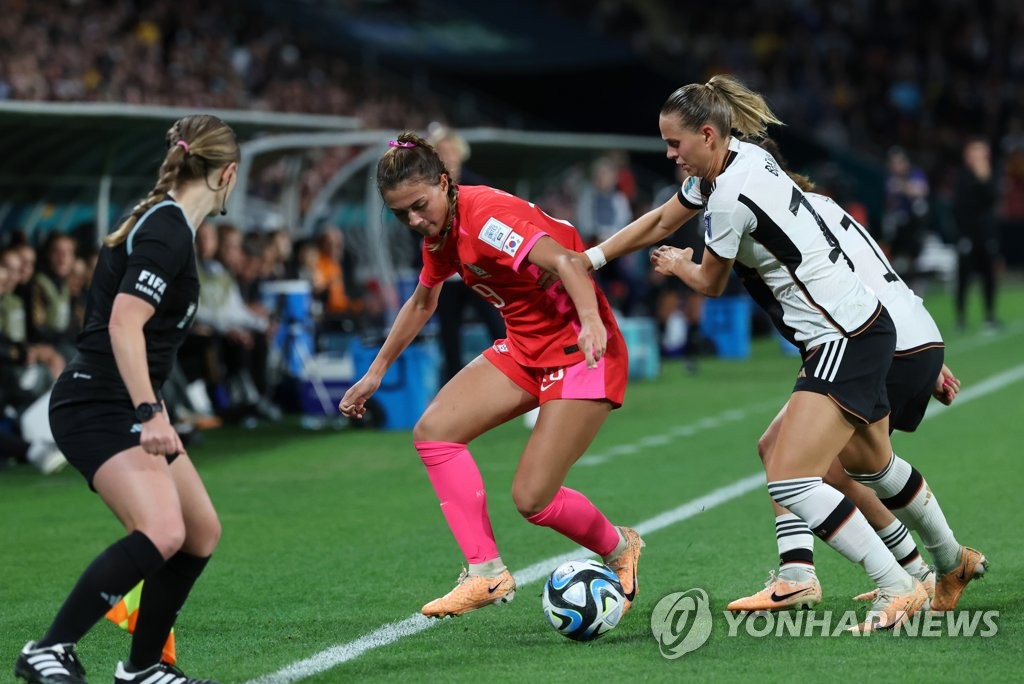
[789,188,854,271]
[838,215,900,283]
[471,283,506,309]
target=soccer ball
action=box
[542,559,626,641]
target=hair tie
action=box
[388,140,417,148]
[176,140,190,153]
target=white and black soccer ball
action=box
[542,559,625,641]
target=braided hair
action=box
[105,114,239,246]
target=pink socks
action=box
[415,441,499,563]
[415,441,620,562]
[526,487,621,556]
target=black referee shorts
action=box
[793,307,897,424]
[887,344,945,433]
[49,357,178,490]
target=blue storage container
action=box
[349,338,440,430]
[618,317,660,380]
[261,280,314,377]
[700,296,753,360]
[299,379,352,416]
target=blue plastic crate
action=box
[299,379,352,416]
[700,296,753,360]
[350,338,440,430]
[619,317,660,380]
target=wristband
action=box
[584,246,608,271]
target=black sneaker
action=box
[14,641,87,683]
[113,661,218,684]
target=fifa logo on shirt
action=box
[704,214,712,238]
[135,269,167,302]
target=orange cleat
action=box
[848,579,928,633]
[727,571,822,612]
[854,566,935,605]
[420,568,516,618]
[931,546,987,612]
[605,527,645,615]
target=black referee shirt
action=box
[77,200,200,387]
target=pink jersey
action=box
[419,185,621,368]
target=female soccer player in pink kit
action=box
[339,132,643,618]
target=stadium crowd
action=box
[0,0,440,127]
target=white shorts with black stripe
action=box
[793,306,897,424]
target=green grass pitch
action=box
[3,283,1022,683]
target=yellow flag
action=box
[104,581,176,665]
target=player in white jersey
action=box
[726,142,965,612]
[584,75,985,630]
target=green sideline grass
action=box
[2,283,1022,683]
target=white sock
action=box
[875,519,930,577]
[769,478,912,592]
[602,528,628,563]
[775,513,816,580]
[468,557,506,577]
[850,454,960,573]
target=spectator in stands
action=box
[11,242,37,301]
[576,155,637,313]
[651,165,706,371]
[185,222,279,423]
[15,113,238,684]
[214,224,278,419]
[266,228,297,280]
[0,253,67,474]
[428,125,506,383]
[27,232,78,360]
[0,247,64,393]
[311,225,358,331]
[883,146,931,286]
[66,254,97,335]
[953,138,1001,332]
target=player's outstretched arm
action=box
[584,194,697,271]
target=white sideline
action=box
[247,362,1024,684]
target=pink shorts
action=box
[482,332,628,408]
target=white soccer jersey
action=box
[679,138,882,348]
[806,193,942,352]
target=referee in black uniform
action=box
[15,115,239,684]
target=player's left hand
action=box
[650,245,694,277]
[578,316,607,369]
[339,374,382,419]
[933,364,960,405]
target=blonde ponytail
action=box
[662,74,783,139]
[105,115,239,247]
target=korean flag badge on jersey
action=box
[501,231,524,256]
